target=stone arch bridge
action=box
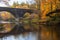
[0,7,38,37]
[0,7,36,18]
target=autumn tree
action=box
[11,2,20,8]
[34,0,40,10]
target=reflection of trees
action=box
[0,24,4,31]
[30,13,39,31]
[23,12,31,30]
[3,23,15,32]
[0,11,16,33]
[46,9,60,40]
[0,11,39,33]
[0,23,15,33]
[23,12,39,31]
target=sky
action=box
[0,0,35,7]
[0,32,37,40]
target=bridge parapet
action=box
[0,7,35,18]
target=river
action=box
[0,32,38,40]
[0,25,59,40]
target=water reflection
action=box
[0,25,58,40]
[0,32,38,40]
[0,11,59,40]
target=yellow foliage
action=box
[3,23,11,32]
[52,4,56,10]
[41,0,56,19]
[24,12,31,18]
[3,23,15,32]
[41,3,45,11]
[24,24,30,30]
[0,11,15,20]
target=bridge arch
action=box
[0,7,34,18]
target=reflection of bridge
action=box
[0,7,35,18]
[0,7,38,37]
[0,7,59,40]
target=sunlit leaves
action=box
[30,13,39,23]
[23,12,39,23]
[3,23,14,32]
[0,11,16,33]
[0,11,15,20]
[0,23,15,33]
[23,12,31,18]
[39,0,57,19]
[23,12,31,24]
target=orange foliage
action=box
[41,0,56,19]
[0,11,14,20]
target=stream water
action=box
[0,32,38,40]
[0,25,59,40]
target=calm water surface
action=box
[0,32,38,40]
